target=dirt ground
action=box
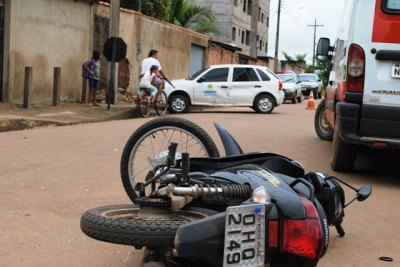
[0,101,399,267]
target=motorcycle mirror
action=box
[356,185,372,202]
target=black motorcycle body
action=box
[80,117,371,267]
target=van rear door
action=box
[359,0,400,138]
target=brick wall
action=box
[207,46,238,66]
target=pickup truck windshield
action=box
[299,75,317,82]
[277,75,295,83]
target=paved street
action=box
[0,101,399,267]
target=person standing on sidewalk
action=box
[84,50,101,106]
[140,50,169,100]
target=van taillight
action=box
[278,80,282,91]
[346,43,365,93]
[282,196,324,259]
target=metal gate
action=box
[189,44,205,76]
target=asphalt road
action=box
[1,100,399,267]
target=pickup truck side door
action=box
[193,67,231,105]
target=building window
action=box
[265,42,268,53]
[261,13,264,23]
[259,40,263,51]
[234,0,238,6]
[258,7,261,21]
[232,27,236,41]
[241,31,245,44]
[243,0,247,12]
[248,0,253,15]
[267,17,269,27]
[245,30,250,45]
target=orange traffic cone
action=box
[306,91,316,110]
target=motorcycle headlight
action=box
[252,186,271,204]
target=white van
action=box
[315,0,400,172]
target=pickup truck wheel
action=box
[297,94,303,103]
[169,94,189,114]
[315,100,333,141]
[331,130,357,172]
[313,88,319,99]
[291,93,297,104]
[254,95,274,113]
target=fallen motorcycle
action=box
[80,117,371,267]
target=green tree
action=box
[282,52,307,62]
[282,52,295,62]
[295,53,307,61]
[105,0,169,20]
[166,0,221,35]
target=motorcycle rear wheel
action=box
[120,117,220,203]
[80,204,216,249]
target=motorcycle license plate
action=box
[223,204,265,267]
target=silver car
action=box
[299,73,322,99]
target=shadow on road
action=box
[353,150,400,187]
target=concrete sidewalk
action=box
[0,102,140,132]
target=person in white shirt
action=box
[138,65,159,102]
[141,50,169,96]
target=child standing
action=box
[139,65,159,102]
[84,50,101,106]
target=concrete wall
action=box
[4,0,94,104]
[96,4,209,94]
[2,1,209,104]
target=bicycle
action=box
[136,88,168,118]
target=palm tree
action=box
[167,0,221,35]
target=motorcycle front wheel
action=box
[120,117,220,203]
[80,204,216,249]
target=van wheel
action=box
[254,95,274,113]
[315,100,333,141]
[331,130,357,172]
[169,94,189,114]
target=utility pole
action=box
[308,19,323,72]
[107,0,120,108]
[273,0,282,72]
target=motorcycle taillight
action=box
[282,196,324,259]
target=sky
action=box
[267,0,346,64]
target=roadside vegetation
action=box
[105,0,221,35]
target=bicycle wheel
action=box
[120,117,220,203]
[138,94,151,118]
[155,91,168,116]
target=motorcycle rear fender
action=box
[175,202,276,264]
[175,211,225,265]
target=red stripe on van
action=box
[372,0,400,43]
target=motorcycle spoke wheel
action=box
[120,117,220,203]
[155,91,168,116]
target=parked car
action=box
[299,73,322,99]
[314,0,400,172]
[165,64,285,114]
[276,72,303,104]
